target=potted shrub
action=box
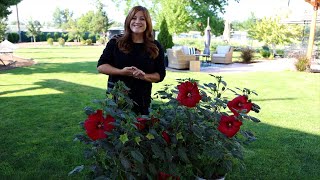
[70,75,261,179]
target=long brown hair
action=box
[117,6,159,59]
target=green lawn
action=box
[0,45,319,179]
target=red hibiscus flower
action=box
[157,172,180,180]
[218,115,242,138]
[227,95,252,116]
[135,117,147,130]
[84,110,115,141]
[162,131,171,144]
[177,81,202,108]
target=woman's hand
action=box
[122,67,135,77]
[131,66,146,80]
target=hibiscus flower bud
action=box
[162,131,171,144]
[135,117,147,130]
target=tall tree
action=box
[52,8,74,29]
[248,17,303,54]
[25,20,42,42]
[91,1,113,37]
[0,19,7,41]
[0,0,22,19]
[157,18,174,50]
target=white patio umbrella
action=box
[203,17,211,55]
[223,18,231,43]
[0,39,18,52]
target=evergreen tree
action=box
[157,18,174,51]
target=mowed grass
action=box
[0,45,319,179]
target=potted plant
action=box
[70,75,261,179]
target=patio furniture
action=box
[0,40,17,66]
[211,45,233,64]
[167,48,196,69]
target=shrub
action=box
[98,37,106,45]
[157,18,174,50]
[47,38,54,45]
[80,39,86,45]
[46,33,52,40]
[241,47,255,63]
[70,76,261,179]
[276,49,284,55]
[295,55,310,72]
[58,37,65,46]
[7,33,19,43]
[86,39,93,45]
[260,49,271,58]
[54,32,59,41]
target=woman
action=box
[97,6,166,115]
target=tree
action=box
[232,13,258,31]
[91,1,113,37]
[156,0,190,34]
[52,8,74,29]
[114,0,238,35]
[157,18,174,50]
[0,19,7,41]
[248,17,303,54]
[0,0,22,19]
[25,20,42,42]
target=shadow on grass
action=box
[0,79,319,179]
[253,97,297,101]
[2,61,98,75]
[229,122,320,180]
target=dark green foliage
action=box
[0,0,22,18]
[241,47,255,63]
[7,32,19,43]
[260,49,271,58]
[157,18,174,51]
[46,32,52,40]
[295,55,310,72]
[53,32,59,41]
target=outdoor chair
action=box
[166,48,196,69]
[211,45,233,64]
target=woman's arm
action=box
[97,64,134,77]
[131,66,160,83]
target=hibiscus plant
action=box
[70,75,261,179]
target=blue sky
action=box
[7,0,312,24]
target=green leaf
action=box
[120,155,131,170]
[148,163,157,176]
[119,133,129,144]
[248,116,261,123]
[165,147,173,161]
[146,133,155,140]
[151,144,165,160]
[178,147,190,163]
[134,136,142,145]
[130,150,144,164]
[68,165,84,176]
[176,132,183,140]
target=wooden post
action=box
[306,6,318,59]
